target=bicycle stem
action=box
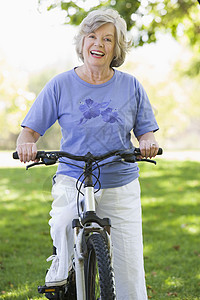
[82,159,96,213]
[84,187,95,212]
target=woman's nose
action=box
[94,38,103,47]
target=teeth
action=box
[91,51,104,56]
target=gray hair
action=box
[74,8,132,67]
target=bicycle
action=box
[13,147,162,300]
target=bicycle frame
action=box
[72,158,113,300]
[13,147,163,300]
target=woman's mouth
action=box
[90,50,105,58]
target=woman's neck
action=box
[75,65,114,84]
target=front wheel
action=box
[84,233,116,300]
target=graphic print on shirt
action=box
[78,98,122,125]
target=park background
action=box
[0,0,200,299]
[0,0,200,152]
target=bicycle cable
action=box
[75,162,102,218]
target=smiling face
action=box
[82,23,116,70]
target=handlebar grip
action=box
[13,152,19,159]
[12,151,45,160]
[135,147,163,155]
[157,148,163,155]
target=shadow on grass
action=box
[0,160,200,299]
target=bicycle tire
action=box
[84,233,116,300]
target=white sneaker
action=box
[45,255,67,287]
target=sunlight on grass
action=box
[143,244,153,257]
[1,161,200,299]
[0,284,44,300]
[140,160,200,298]
[0,188,20,202]
[0,283,29,299]
[1,290,27,299]
[165,276,183,288]
[185,226,199,234]
[196,274,200,280]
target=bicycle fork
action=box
[73,226,86,300]
[73,224,114,300]
[72,185,95,300]
[72,183,114,300]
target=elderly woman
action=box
[16,8,159,300]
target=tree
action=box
[38,0,200,48]
[38,0,200,75]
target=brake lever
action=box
[26,157,58,170]
[137,158,156,165]
[26,162,45,170]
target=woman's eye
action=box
[105,38,112,42]
[89,35,95,39]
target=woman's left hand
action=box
[137,132,159,158]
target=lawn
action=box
[0,159,200,299]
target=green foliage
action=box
[28,68,57,96]
[1,1,199,150]
[0,57,35,149]
[185,57,200,77]
[38,0,200,76]
[121,54,200,148]
[38,0,200,49]
[0,160,200,299]
[61,1,88,24]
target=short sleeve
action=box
[133,81,159,137]
[21,81,58,136]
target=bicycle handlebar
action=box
[13,147,163,166]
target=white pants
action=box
[49,174,148,300]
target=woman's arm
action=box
[137,131,159,158]
[16,127,40,163]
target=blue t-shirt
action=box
[22,68,159,188]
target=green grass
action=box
[0,166,56,300]
[0,160,200,299]
[141,159,200,299]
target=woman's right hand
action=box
[16,143,38,163]
[16,127,40,163]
